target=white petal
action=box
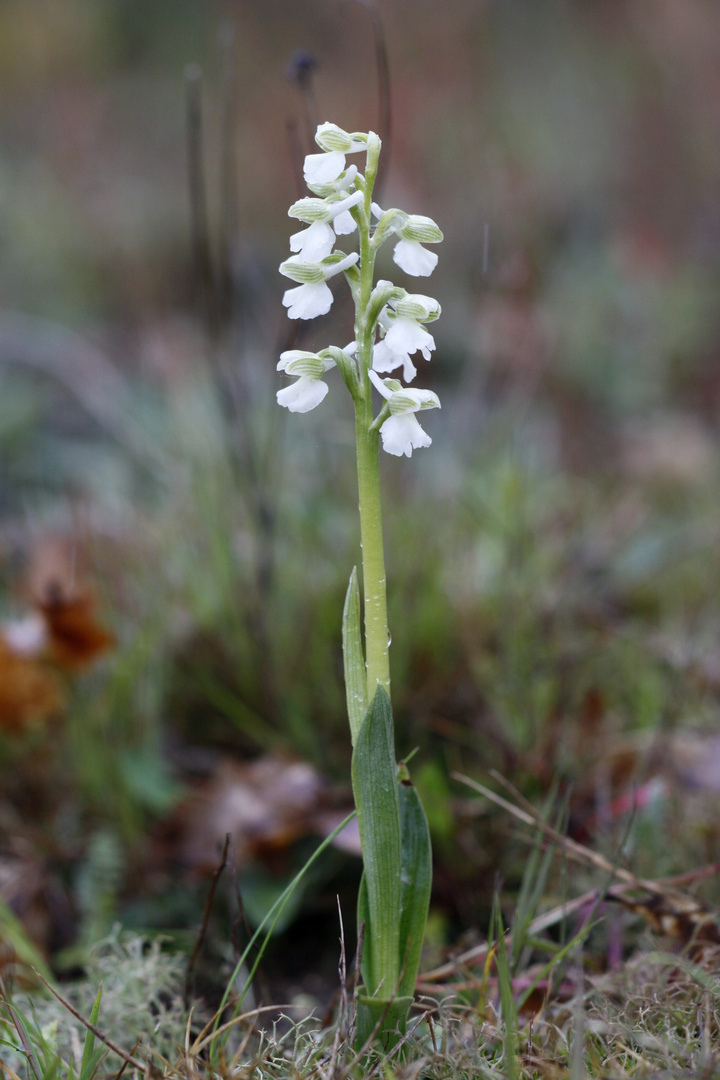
[303,150,346,186]
[393,238,438,277]
[289,221,335,261]
[336,165,358,191]
[277,376,329,413]
[379,413,432,457]
[332,209,358,235]
[385,318,436,361]
[282,281,333,320]
[321,251,359,279]
[372,340,417,382]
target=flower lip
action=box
[384,318,436,363]
[303,150,346,186]
[372,339,417,383]
[289,221,335,262]
[380,412,433,457]
[282,281,333,320]
[393,239,438,278]
[277,377,329,413]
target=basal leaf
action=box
[397,778,432,998]
[352,687,401,995]
[342,567,367,746]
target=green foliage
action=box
[342,566,367,746]
[397,779,432,999]
[352,688,401,997]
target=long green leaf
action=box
[352,687,401,995]
[492,898,519,1080]
[80,983,103,1080]
[342,566,367,745]
[397,777,432,998]
[356,872,374,993]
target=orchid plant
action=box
[278,122,442,1045]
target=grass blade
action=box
[80,983,103,1080]
[491,897,519,1080]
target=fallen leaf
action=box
[0,639,64,733]
[38,586,115,671]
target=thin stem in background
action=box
[185,63,220,344]
[343,0,392,200]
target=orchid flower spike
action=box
[372,203,443,277]
[369,370,441,457]
[372,293,441,382]
[280,251,360,320]
[277,351,336,412]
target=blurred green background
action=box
[2,0,720,995]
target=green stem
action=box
[353,134,390,702]
[355,399,390,700]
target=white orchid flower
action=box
[369,370,440,457]
[303,124,373,190]
[288,191,363,261]
[372,293,441,381]
[277,351,336,412]
[280,251,360,320]
[306,164,358,199]
[371,203,443,277]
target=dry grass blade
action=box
[325,896,348,1079]
[418,888,599,986]
[184,832,231,1003]
[31,969,146,1071]
[191,1003,310,1056]
[455,772,687,899]
[474,771,720,940]
[420,779,720,986]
